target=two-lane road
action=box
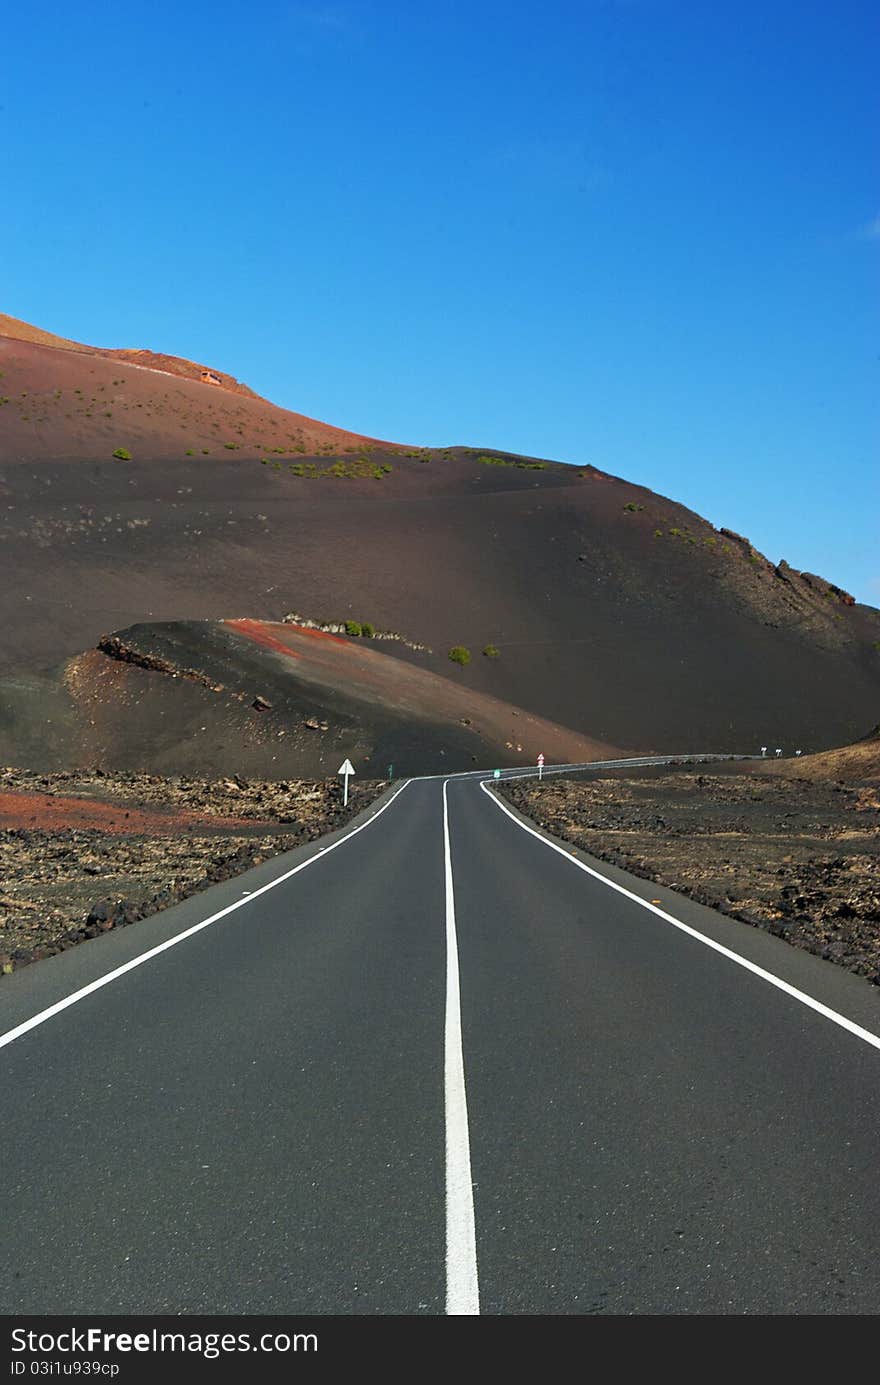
[3,769,880,1314]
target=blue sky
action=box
[3,0,877,601]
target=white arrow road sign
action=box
[338,758,355,807]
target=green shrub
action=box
[112,448,131,461]
[345,620,363,636]
[361,622,375,637]
[623,502,644,512]
[448,646,471,666]
[482,645,500,658]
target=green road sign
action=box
[493,769,501,779]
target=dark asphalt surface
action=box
[3,769,880,1315]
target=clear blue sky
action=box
[3,1,877,601]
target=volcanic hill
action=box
[761,726,880,784]
[0,311,392,461]
[1,311,878,777]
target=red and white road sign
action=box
[537,754,545,766]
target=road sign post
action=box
[537,753,545,781]
[338,758,355,807]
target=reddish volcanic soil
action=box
[0,789,261,834]
[0,769,384,973]
[227,618,306,657]
[229,618,347,652]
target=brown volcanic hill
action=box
[761,727,880,784]
[1,312,879,770]
[0,312,84,352]
[0,312,395,459]
[0,310,258,397]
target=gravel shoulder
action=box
[501,772,880,985]
[0,767,384,973]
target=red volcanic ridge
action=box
[0,310,398,461]
[226,618,350,655]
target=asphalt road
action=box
[3,767,880,1315]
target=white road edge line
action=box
[442,779,480,1316]
[0,780,413,1052]
[480,780,880,1055]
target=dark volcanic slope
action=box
[1,445,877,756]
[1,619,620,777]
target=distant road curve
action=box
[425,750,754,783]
[3,753,880,1316]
